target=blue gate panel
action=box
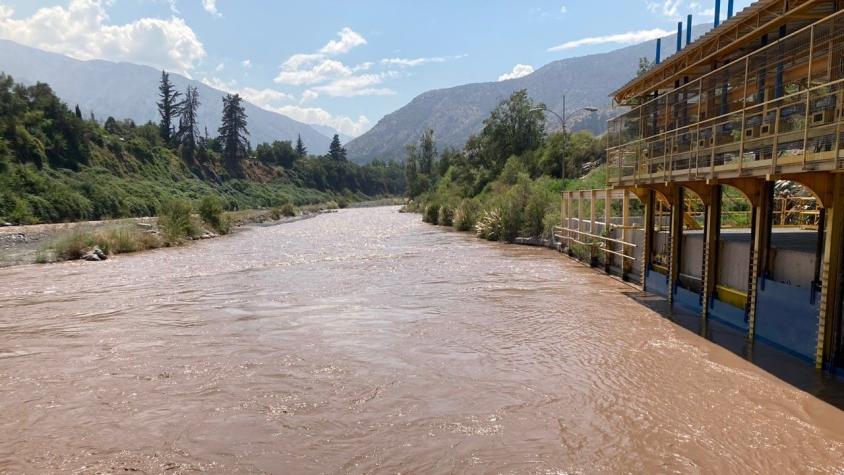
[646,268,669,297]
[675,286,701,314]
[755,278,819,361]
[710,298,748,332]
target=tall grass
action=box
[198,195,231,235]
[45,225,162,262]
[158,199,199,245]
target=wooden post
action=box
[802,26,815,168]
[622,190,631,280]
[668,187,684,305]
[642,190,655,291]
[747,181,773,340]
[590,189,597,235]
[702,185,722,318]
[818,175,844,369]
[605,188,613,274]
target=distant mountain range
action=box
[346,26,710,164]
[0,39,335,154]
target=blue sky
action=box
[0,0,754,137]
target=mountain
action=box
[347,26,710,164]
[308,124,354,145]
[0,39,332,154]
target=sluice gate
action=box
[563,0,844,370]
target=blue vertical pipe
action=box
[714,0,722,27]
[728,0,735,18]
[677,22,683,52]
[687,15,693,46]
[656,38,662,64]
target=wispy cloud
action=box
[548,28,671,51]
[498,64,534,81]
[319,27,367,55]
[202,0,221,17]
[380,54,466,68]
[646,0,717,19]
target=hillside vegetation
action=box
[0,74,403,225]
[407,90,606,242]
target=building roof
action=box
[612,0,829,105]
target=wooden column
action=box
[747,181,774,341]
[642,190,655,291]
[668,187,684,306]
[622,191,631,280]
[590,189,597,234]
[605,189,613,274]
[818,175,844,369]
[702,185,722,319]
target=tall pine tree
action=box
[295,134,307,158]
[157,71,181,143]
[177,86,200,163]
[218,93,249,177]
[329,134,346,161]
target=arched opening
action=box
[708,185,754,330]
[644,189,672,297]
[753,179,822,361]
[673,187,706,314]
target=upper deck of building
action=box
[607,0,844,187]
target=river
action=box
[1,206,844,473]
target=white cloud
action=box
[202,0,221,17]
[319,27,366,55]
[498,64,534,81]
[165,0,179,14]
[560,5,567,13]
[380,54,466,68]
[300,89,319,103]
[274,105,371,137]
[312,73,396,97]
[239,87,294,106]
[215,62,224,72]
[201,76,237,91]
[275,58,353,86]
[548,28,671,51]
[241,59,251,68]
[647,0,719,19]
[0,0,206,75]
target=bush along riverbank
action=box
[0,197,343,267]
[401,89,607,246]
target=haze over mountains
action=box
[0,39,335,154]
[345,26,709,164]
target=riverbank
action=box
[0,204,337,268]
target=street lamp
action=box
[530,98,598,180]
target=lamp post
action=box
[531,98,598,180]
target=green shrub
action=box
[438,206,454,227]
[50,230,109,261]
[279,203,297,217]
[158,199,197,245]
[542,206,561,240]
[198,195,231,234]
[475,208,503,241]
[337,197,349,209]
[8,197,38,225]
[453,198,478,232]
[423,203,440,224]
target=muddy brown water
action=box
[2,207,844,474]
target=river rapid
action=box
[1,206,844,474]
